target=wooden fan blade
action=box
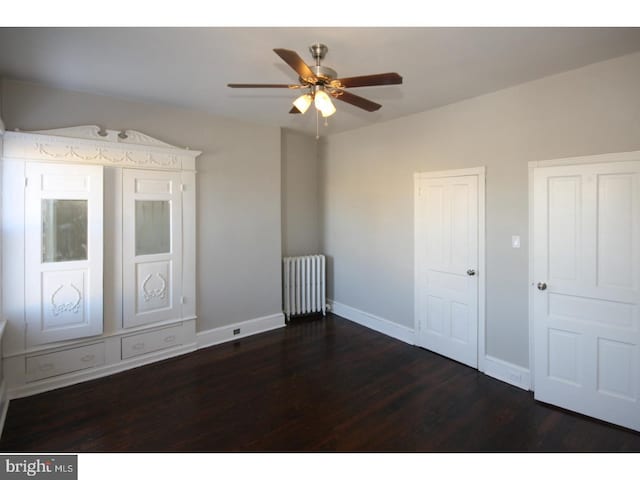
[273,49,318,83]
[334,72,403,88]
[289,106,301,114]
[228,83,298,88]
[332,90,382,112]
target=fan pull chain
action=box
[316,108,320,140]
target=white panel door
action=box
[415,173,479,368]
[533,161,640,431]
[123,169,182,328]
[25,163,104,346]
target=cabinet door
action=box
[25,163,104,346]
[123,169,182,328]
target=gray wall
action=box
[4,50,640,369]
[321,52,640,368]
[0,89,3,323]
[1,78,283,332]
[0,89,3,322]
[281,128,321,256]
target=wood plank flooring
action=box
[1,314,639,452]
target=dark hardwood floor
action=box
[1,314,639,452]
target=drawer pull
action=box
[81,354,95,363]
[132,342,145,351]
[164,335,176,343]
[39,363,54,372]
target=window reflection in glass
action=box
[42,199,88,262]
[135,200,170,256]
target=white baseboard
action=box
[197,313,286,349]
[328,299,532,392]
[484,355,531,391]
[328,299,415,345]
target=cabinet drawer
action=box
[121,325,182,360]
[26,343,105,382]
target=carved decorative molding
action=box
[31,125,111,141]
[142,273,167,302]
[4,125,200,171]
[119,130,178,149]
[35,142,179,167]
[30,125,182,149]
[50,284,82,316]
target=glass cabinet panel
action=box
[42,199,88,262]
[135,200,171,256]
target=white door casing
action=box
[532,160,640,431]
[415,168,485,369]
[123,169,183,328]
[25,162,104,346]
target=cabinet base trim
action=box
[197,313,285,349]
[6,313,285,400]
[4,316,197,359]
[8,342,197,400]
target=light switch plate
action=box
[512,235,521,249]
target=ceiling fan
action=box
[227,43,403,118]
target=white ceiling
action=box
[0,27,639,135]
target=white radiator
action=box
[283,255,326,319]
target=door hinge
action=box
[180,296,186,304]
[180,184,185,192]
[24,177,28,187]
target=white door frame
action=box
[414,166,486,371]
[527,149,640,391]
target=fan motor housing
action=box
[305,65,338,84]
[309,43,328,61]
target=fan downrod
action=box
[307,43,337,83]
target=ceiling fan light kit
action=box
[227,43,403,121]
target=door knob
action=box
[537,282,547,291]
[466,269,476,276]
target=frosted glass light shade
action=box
[293,94,313,114]
[314,90,336,117]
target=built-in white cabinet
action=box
[1,126,200,398]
